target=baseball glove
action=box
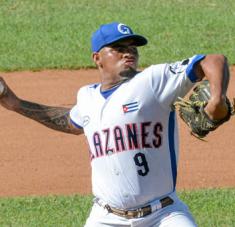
[174,80,235,139]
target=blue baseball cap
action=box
[91,22,148,52]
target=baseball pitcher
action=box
[0,22,234,227]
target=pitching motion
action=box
[0,22,234,227]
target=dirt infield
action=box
[0,67,234,197]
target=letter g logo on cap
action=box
[117,23,131,34]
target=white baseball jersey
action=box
[70,54,205,210]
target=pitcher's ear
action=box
[92,52,102,68]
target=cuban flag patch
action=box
[122,101,139,113]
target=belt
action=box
[97,196,174,219]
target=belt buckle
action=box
[136,208,144,218]
[136,205,151,218]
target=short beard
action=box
[119,67,139,81]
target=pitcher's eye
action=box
[110,45,138,55]
[111,44,128,52]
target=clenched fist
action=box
[0,77,7,98]
[0,77,20,111]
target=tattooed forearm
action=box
[16,100,81,135]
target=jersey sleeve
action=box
[69,89,84,128]
[150,54,205,109]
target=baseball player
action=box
[0,22,231,226]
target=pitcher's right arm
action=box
[0,77,83,135]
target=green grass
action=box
[0,194,93,227]
[180,189,235,227]
[0,0,234,71]
[0,189,234,227]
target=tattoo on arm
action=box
[17,100,82,135]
